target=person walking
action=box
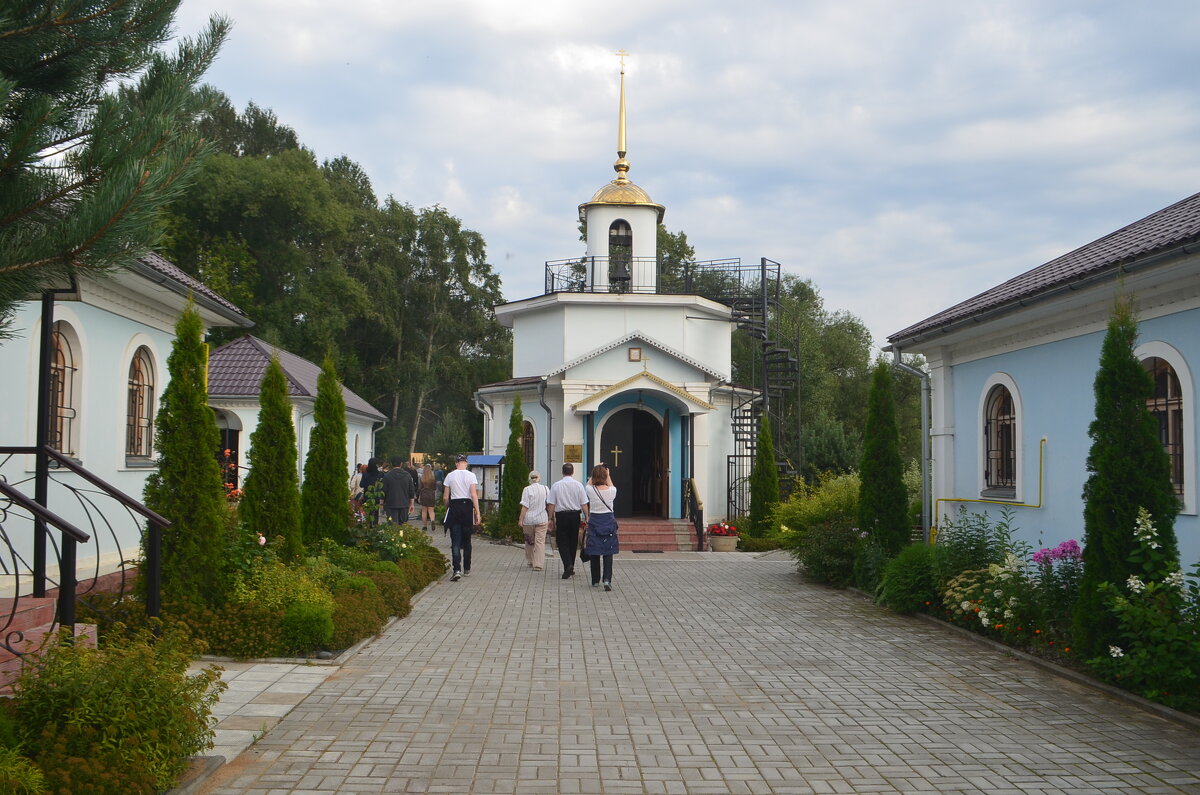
[416,464,438,534]
[358,458,384,525]
[547,463,588,579]
[583,464,619,591]
[518,471,551,571]
[443,454,481,581]
[348,462,366,520]
[382,456,415,525]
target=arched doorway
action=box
[599,407,664,517]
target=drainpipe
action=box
[890,347,930,542]
[538,377,553,476]
[475,392,494,451]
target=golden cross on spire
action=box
[616,48,630,73]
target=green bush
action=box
[231,559,335,614]
[174,600,285,659]
[853,540,890,593]
[931,506,1020,591]
[877,543,936,614]
[331,587,388,650]
[281,602,335,655]
[777,472,860,586]
[0,746,44,794]
[738,534,784,553]
[15,623,225,793]
[363,571,413,618]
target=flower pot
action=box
[710,535,738,552]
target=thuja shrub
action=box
[281,602,335,656]
[777,472,860,586]
[15,623,225,793]
[876,543,937,614]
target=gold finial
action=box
[614,49,630,183]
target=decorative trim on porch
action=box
[570,370,715,413]
[548,330,726,381]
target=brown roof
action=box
[208,336,385,420]
[134,251,249,322]
[889,190,1200,344]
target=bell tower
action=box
[579,50,664,292]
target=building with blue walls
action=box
[889,191,1200,569]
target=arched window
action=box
[522,420,535,471]
[1144,356,1184,495]
[983,384,1015,494]
[608,219,632,291]
[126,346,155,458]
[49,321,79,456]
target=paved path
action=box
[200,535,1200,794]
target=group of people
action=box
[349,457,440,533]
[519,462,619,590]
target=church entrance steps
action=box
[616,518,695,552]
[0,597,97,687]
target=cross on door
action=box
[609,445,623,467]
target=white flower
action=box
[1126,575,1145,594]
[993,589,1003,598]
[978,610,989,625]
[1109,646,1125,658]
[1164,570,1185,589]
[960,600,971,612]
[1003,609,1014,619]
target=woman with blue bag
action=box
[583,464,619,590]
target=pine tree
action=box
[302,354,350,544]
[497,397,528,540]
[858,361,909,555]
[748,412,780,537]
[240,357,302,559]
[143,303,230,608]
[1073,296,1180,658]
[0,2,229,338]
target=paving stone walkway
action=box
[199,535,1200,794]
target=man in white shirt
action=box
[547,463,589,579]
[442,454,481,580]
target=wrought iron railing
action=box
[544,256,750,298]
[0,446,166,667]
[683,477,704,551]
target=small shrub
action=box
[175,600,285,659]
[330,587,388,650]
[853,540,889,593]
[931,506,1019,591]
[777,472,860,585]
[363,571,413,618]
[739,534,784,553]
[281,602,335,655]
[15,623,225,793]
[0,747,44,794]
[231,559,335,615]
[877,543,936,614]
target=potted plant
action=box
[708,521,740,552]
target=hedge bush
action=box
[281,602,335,655]
[777,472,860,586]
[877,543,937,614]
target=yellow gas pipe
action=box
[932,437,1046,544]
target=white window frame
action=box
[977,372,1022,501]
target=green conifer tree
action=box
[302,354,350,544]
[240,356,302,559]
[0,2,229,338]
[858,361,909,555]
[749,412,780,537]
[497,397,528,540]
[1073,296,1180,658]
[143,303,230,608]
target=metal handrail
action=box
[683,477,704,551]
[0,480,89,543]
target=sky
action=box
[175,0,1200,348]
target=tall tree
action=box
[143,303,230,608]
[858,361,909,555]
[1073,296,1180,658]
[748,413,780,536]
[0,2,228,338]
[497,398,528,539]
[302,354,351,543]
[239,357,302,559]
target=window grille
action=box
[126,347,154,458]
[984,385,1015,491]
[1144,356,1184,495]
[522,420,535,471]
[49,324,78,456]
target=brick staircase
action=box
[618,517,696,552]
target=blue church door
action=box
[600,407,664,517]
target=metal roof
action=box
[134,251,250,325]
[208,336,385,420]
[889,190,1200,345]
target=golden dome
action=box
[590,178,656,205]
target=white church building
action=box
[474,65,760,546]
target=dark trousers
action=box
[384,507,409,525]
[555,511,581,572]
[449,522,473,573]
[590,554,613,584]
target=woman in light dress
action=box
[519,471,551,571]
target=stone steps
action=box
[615,519,696,552]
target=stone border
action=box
[911,612,1200,733]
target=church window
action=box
[126,346,155,459]
[983,384,1016,495]
[522,420,535,471]
[608,220,632,290]
[49,321,79,457]
[1144,356,1184,495]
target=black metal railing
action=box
[545,256,750,299]
[683,477,704,551]
[0,446,167,666]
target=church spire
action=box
[614,49,630,184]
